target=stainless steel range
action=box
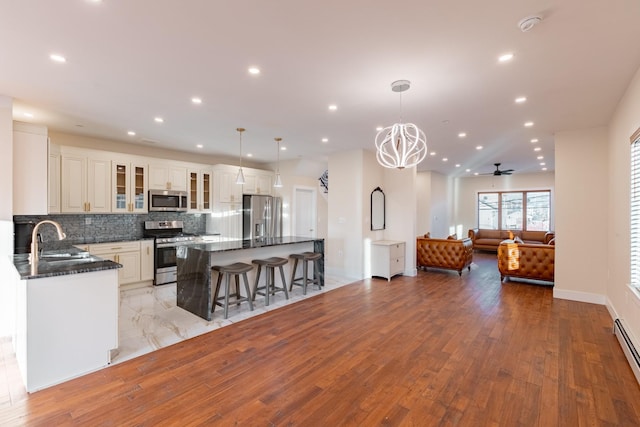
[144,220,197,286]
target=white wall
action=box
[554,127,608,304]
[607,64,640,343]
[416,171,450,238]
[454,172,555,238]
[383,166,417,277]
[0,96,12,221]
[273,158,328,240]
[327,150,365,279]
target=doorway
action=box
[293,186,317,238]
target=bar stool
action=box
[212,262,254,319]
[251,257,289,306]
[289,252,322,295]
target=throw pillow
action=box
[447,233,457,240]
[514,236,524,244]
[548,237,555,245]
[424,232,431,238]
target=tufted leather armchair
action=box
[416,235,473,276]
[497,240,555,283]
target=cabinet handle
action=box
[111,247,123,250]
[147,247,150,255]
[87,202,91,211]
[167,182,171,190]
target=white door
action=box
[294,187,317,238]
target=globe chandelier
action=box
[375,80,427,169]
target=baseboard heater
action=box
[614,319,640,385]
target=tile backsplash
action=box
[13,212,207,244]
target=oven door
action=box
[155,244,177,285]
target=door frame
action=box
[292,185,317,238]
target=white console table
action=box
[371,240,405,281]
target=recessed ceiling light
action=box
[476,145,483,150]
[281,146,287,151]
[524,121,534,127]
[534,147,542,152]
[515,96,527,103]
[458,132,467,138]
[442,158,448,162]
[191,97,202,104]
[376,126,383,131]
[537,156,544,160]
[328,105,337,111]
[23,112,33,118]
[530,138,539,143]
[247,153,253,157]
[248,67,260,75]
[498,53,514,62]
[127,131,136,136]
[474,172,479,176]
[455,164,461,168]
[430,151,436,156]
[50,54,66,63]
[542,167,548,171]
[154,117,164,123]
[321,138,328,143]
[540,162,546,166]
[466,169,471,172]
[196,144,203,149]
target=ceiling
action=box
[2,0,640,176]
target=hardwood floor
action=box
[2,253,640,426]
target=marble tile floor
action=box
[112,274,354,364]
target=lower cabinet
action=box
[87,241,152,288]
[371,240,405,281]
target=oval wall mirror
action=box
[371,187,385,231]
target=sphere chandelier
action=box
[375,80,427,169]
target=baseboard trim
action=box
[553,288,606,305]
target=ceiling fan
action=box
[482,163,514,176]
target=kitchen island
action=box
[11,245,121,392]
[176,237,324,320]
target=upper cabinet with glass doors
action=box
[112,160,148,213]
[188,168,212,213]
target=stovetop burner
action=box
[144,220,197,244]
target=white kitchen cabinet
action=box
[214,166,242,203]
[48,144,61,214]
[60,148,111,213]
[13,122,48,215]
[149,163,188,191]
[243,169,273,195]
[112,160,147,213]
[140,240,154,282]
[89,241,141,286]
[371,240,405,281]
[188,168,212,212]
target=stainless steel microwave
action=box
[148,190,188,212]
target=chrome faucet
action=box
[30,220,66,275]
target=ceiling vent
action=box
[518,15,542,32]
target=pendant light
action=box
[274,137,283,188]
[375,80,427,169]
[235,127,245,185]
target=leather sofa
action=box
[497,239,555,283]
[416,235,473,276]
[468,228,554,252]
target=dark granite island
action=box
[176,237,324,320]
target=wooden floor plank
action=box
[1,253,640,426]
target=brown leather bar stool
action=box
[251,257,289,306]
[289,252,322,295]
[212,262,254,319]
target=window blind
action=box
[631,136,640,286]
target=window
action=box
[630,130,640,286]
[477,190,551,231]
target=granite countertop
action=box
[13,244,121,280]
[67,236,155,245]
[185,236,323,253]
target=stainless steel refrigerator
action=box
[243,195,282,239]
